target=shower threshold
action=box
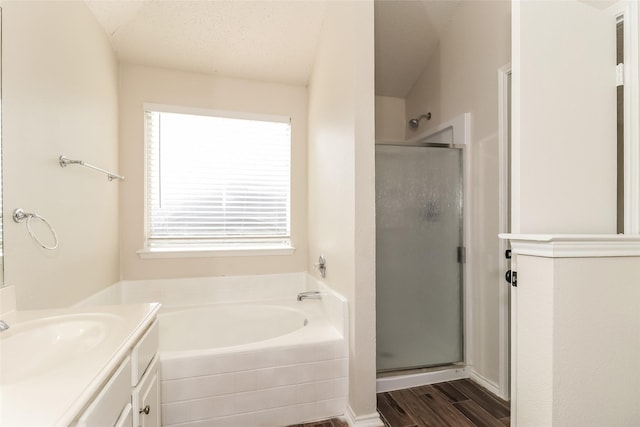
[376,363,468,393]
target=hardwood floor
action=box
[288,418,348,427]
[289,379,510,427]
[377,379,510,427]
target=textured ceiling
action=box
[85,0,458,97]
[85,0,327,86]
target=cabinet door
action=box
[75,356,131,427]
[114,404,132,427]
[133,355,160,427]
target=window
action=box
[142,105,292,255]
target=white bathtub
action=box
[76,273,349,426]
[159,303,308,351]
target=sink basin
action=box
[0,313,119,384]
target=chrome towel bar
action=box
[59,155,124,181]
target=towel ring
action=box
[13,208,59,250]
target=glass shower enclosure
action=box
[376,144,463,372]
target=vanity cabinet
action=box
[74,319,160,427]
[506,236,640,426]
[133,356,160,427]
[75,357,132,426]
[132,319,160,427]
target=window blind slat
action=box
[145,109,291,246]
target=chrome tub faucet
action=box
[297,291,322,301]
[0,320,9,332]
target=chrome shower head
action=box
[408,113,432,128]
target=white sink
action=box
[0,313,119,384]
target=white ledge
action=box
[499,234,640,258]
[137,245,295,258]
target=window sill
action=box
[137,245,296,259]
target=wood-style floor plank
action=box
[291,379,511,427]
[377,392,419,427]
[413,386,476,427]
[448,379,510,419]
[433,381,470,403]
[377,379,510,427]
[389,388,462,427]
[498,416,511,426]
[453,400,505,427]
[287,418,348,427]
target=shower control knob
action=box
[139,405,150,415]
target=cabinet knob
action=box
[139,405,150,415]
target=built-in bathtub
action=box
[77,273,349,426]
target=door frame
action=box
[607,0,640,233]
[498,63,511,401]
[375,113,472,392]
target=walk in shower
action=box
[376,115,467,382]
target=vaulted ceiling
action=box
[375,0,460,97]
[85,0,460,99]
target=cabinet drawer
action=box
[75,356,131,427]
[132,319,159,385]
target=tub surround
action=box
[0,303,160,426]
[78,272,349,425]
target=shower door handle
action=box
[505,270,512,284]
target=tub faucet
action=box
[297,291,322,301]
[0,320,9,332]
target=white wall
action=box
[2,1,120,309]
[405,0,511,388]
[512,0,617,233]
[308,1,379,423]
[118,64,308,280]
[514,253,640,425]
[375,96,405,142]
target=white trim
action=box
[375,113,472,386]
[608,0,640,234]
[137,245,296,258]
[407,112,470,146]
[462,114,473,372]
[344,406,384,427]
[468,368,501,398]
[142,102,291,124]
[511,0,522,235]
[510,256,518,426]
[497,63,512,401]
[499,233,640,257]
[376,366,469,393]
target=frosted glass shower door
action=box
[376,144,463,371]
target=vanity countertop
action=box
[0,303,161,426]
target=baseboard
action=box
[468,368,501,397]
[376,366,469,393]
[345,406,385,427]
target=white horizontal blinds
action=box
[145,109,291,246]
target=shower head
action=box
[408,113,432,128]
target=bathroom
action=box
[1,0,640,426]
